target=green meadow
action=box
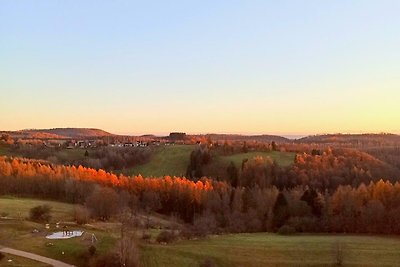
[142,233,400,267]
[127,145,195,177]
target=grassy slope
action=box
[128,145,195,177]
[0,146,10,157]
[0,197,75,222]
[0,253,50,267]
[220,151,295,167]
[128,146,295,178]
[51,148,87,162]
[2,198,400,267]
[0,197,117,267]
[0,145,87,163]
[142,233,400,267]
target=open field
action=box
[0,197,75,222]
[2,198,400,266]
[0,253,50,267]
[48,148,88,162]
[128,146,295,178]
[0,145,87,165]
[0,197,117,266]
[0,146,11,157]
[141,233,400,267]
[127,145,195,177]
[0,221,116,267]
[220,151,296,167]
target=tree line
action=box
[1,155,400,234]
[7,145,152,171]
[189,145,400,191]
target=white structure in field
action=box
[46,230,84,239]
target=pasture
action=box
[128,145,195,177]
[220,151,295,167]
[0,197,75,222]
[0,197,117,267]
[0,146,10,157]
[0,253,50,267]
[2,198,400,267]
[142,233,400,267]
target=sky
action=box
[1,1,400,136]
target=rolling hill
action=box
[191,134,290,143]
[1,128,115,139]
[298,133,400,145]
[22,128,115,138]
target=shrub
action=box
[88,245,96,256]
[86,187,120,221]
[288,216,319,233]
[141,232,151,241]
[90,252,120,267]
[0,212,9,218]
[156,230,176,244]
[277,225,296,235]
[179,227,196,240]
[74,205,90,225]
[29,205,52,222]
[199,258,216,267]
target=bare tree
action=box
[119,209,140,267]
[86,186,120,221]
[332,241,345,266]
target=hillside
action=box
[298,133,400,145]
[194,134,290,143]
[0,128,115,139]
[21,128,115,138]
[127,145,195,177]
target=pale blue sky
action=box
[1,1,399,135]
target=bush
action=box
[277,225,296,235]
[88,245,96,256]
[288,216,319,233]
[141,232,151,241]
[29,205,52,222]
[74,205,90,225]
[90,252,120,267]
[199,258,216,267]
[179,227,196,240]
[156,230,176,244]
[86,187,120,221]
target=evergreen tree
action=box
[272,192,289,229]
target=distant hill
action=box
[298,133,400,145]
[0,128,116,139]
[200,134,290,143]
[21,128,115,138]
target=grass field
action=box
[220,151,295,167]
[0,253,50,267]
[127,146,295,178]
[0,197,75,222]
[127,145,195,177]
[0,145,87,163]
[0,197,117,266]
[141,233,400,267]
[2,198,400,266]
[51,148,88,162]
[0,146,11,157]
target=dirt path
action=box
[0,247,75,267]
